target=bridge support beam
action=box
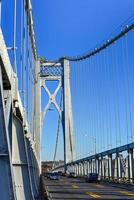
[128,149,133,183]
[80,163,82,175]
[78,163,80,175]
[96,158,99,174]
[25,138,39,198]
[56,145,134,183]
[114,154,119,181]
[100,156,104,179]
[82,162,84,175]
[62,59,75,172]
[12,116,34,200]
[75,164,78,175]
[118,154,121,182]
[0,64,16,200]
[33,59,41,173]
[76,164,78,175]
[89,161,92,173]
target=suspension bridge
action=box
[0,0,134,199]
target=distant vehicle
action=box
[50,172,60,180]
[86,173,99,182]
[58,171,62,176]
[68,172,76,178]
[47,172,53,179]
[57,171,67,176]
[61,172,66,177]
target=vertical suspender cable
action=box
[20,0,24,102]
[115,42,121,147]
[112,44,118,148]
[13,0,17,73]
[98,53,103,153]
[92,57,96,154]
[124,35,133,143]
[27,23,30,118]
[108,47,112,149]
[0,0,2,27]
[23,4,27,108]
[102,50,106,150]
[87,58,91,155]
[104,48,111,149]
[53,91,62,167]
[93,54,99,154]
[96,53,102,153]
[121,38,129,144]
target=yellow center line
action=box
[86,192,101,198]
[95,184,105,188]
[72,185,79,189]
[120,191,134,196]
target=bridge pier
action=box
[76,164,78,175]
[118,154,122,182]
[91,159,93,173]
[87,161,89,174]
[62,59,75,172]
[80,162,83,176]
[84,161,87,175]
[77,164,79,175]
[100,156,104,180]
[128,149,133,183]
[89,161,92,173]
[96,158,99,174]
[86,161,88,175]
[82,162,84,175]
[74,164,76,174]
[114,153,120,182]
[77,163,80,175]
[108,154,112,180]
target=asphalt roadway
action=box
[42,176,134,199]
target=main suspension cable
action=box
[60,23,134,62]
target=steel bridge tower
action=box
[40,58,75,171]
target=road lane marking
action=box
[72,185,79,189]
[86,192,101,198]
[120,191,134,196]
[95,184,105,188]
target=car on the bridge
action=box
[50,172,60,180]
[46,172,53,179]
[86,173,99,182]
[58,171,63,176]
[68,172,77,178]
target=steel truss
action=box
[54,142,134,183]
[0,28,39,200]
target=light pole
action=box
[83,133,97,156]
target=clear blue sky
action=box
[32,0,134,60]
[32,0,134,161]
[1,0,134,161]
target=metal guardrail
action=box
[53,142,134,183]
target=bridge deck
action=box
[42,176,134,199]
